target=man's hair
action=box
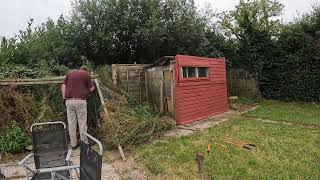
[80,65,90,72]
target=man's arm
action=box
[62,74,68,99]
[90,84,95,92]
[61,84,66,99]
[87,74,95,92]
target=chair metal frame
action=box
[19,121,79,180]
[80,132,103,180]
[81,132,103,156]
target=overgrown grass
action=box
[96,66,174,150]
[245,100,320,125]
[137,102,320,179]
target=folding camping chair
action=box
[19,121,79,180]
[79,132,103,180]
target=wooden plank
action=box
[176,91,227,99]
[178,80,226,87]
[176,94,227,104]
[118,145,127,162]
[145,71,149,102]
[177,87,227,95]
[176,100,227,112]
[94,79,109,116]
[178,106,227,118]
[0,75,98,82]
[160,80,164,113]
[177,86,226,93]
[176,109,227,125]
[112,64,117,86]
[139,71,142,101]
[177,102,227,115]
[126,68,129,93]
[0,81,62,85]
[94,79,126,162]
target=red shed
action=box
[145,55,228,125]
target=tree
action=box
[219,0,284,76]
[71,0,217,64]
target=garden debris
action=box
[97,66,174,151]
[0,75,98,86]
[243,144,256,150]
[229,104,240,110]
[225,139,256,150]
[0,86,37,132]
[196,153,205,173]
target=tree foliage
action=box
[220,1,320,101]
[0,0,226,78]
[261,5,320,101]
[0,0,319,101]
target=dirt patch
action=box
[106,150,148,180]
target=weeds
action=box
[0,121,31,154]
[100,88,173,150]
[97,67,174,150]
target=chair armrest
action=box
[66,149,72,161]
[18,153,34,166]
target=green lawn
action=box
[245,100,320,126]
[137,101,320,179]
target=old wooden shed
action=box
[145,55,228,125]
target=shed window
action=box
[182,67,209,78]
[182,67,188,78]
[198,67,209,77]
[187,67,196,77]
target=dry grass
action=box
[99,86,174,150]
[0,86,37,133]
[94,65,174,150]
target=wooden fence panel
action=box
[112,64,147,101]
[227,68,260,98]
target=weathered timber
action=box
[0,75,98,82]
[93,79,126,162]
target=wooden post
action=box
[126,68,129,93]
[139,71,142,101]
[112,64,117,87]
[160,80,164,113]
[94,79,109,116]
[94,79,126,162]
[118,145,126,162]
[145,70,149,102]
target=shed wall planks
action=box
[174,55,228,125]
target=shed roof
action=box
[145,56,175,69]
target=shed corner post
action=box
[159,79,164,114]
[112,64,117,87]
[145,69,149,103]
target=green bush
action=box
[0,121,31,154]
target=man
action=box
[61,66,95,150]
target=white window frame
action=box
[181,66,209,78]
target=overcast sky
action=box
[0,0,318,38]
